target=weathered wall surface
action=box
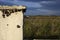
[0,9,23,40]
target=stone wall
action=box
[0,6,26,40]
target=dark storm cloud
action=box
[25,0,60,15]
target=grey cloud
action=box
[0,0,15,5]
[18,0,55,2]
[39,1,60,11]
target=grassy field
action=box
[23,16,60,39]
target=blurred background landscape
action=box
[24,15,60,39]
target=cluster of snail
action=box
[1,9,21,18]
[0,8,26,18]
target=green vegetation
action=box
[23,16,60,38]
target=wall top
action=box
[0,5,26,9]
[0,5,26,18]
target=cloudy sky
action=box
[0,0,60,15]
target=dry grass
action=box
[24,16,60,38]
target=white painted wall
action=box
[0,10,23,40]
